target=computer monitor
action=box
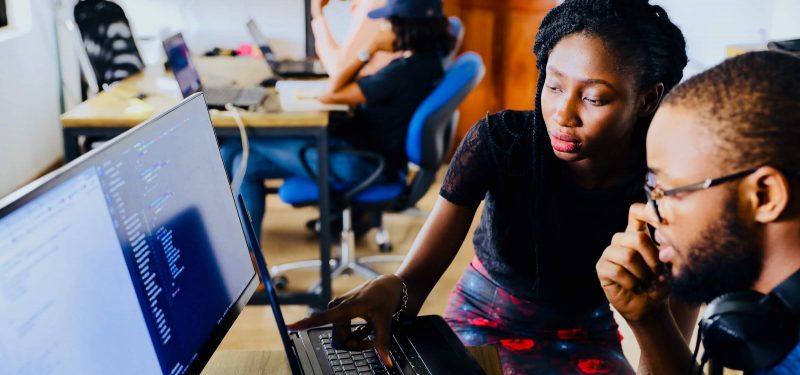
[0,94,258,375]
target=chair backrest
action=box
[74,0,144,89]
[402,52,484,205]
[442,16,465,68]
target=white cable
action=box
[225,104,250,195]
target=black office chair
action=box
[74,0,144,91]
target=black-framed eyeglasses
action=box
[644,167,760,223]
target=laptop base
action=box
[204,87,268,109]
[296,316,485,375]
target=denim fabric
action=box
[754,343,800,375]
[221,137,380,241]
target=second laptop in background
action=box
[163,32,268,109]
[247,19,328,78]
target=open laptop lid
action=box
[246,19,281,72]
[163,33,204,98]
[234,193,304,375]
[0,94,258,375]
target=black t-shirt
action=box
[440,110,645,312]
[349,52,444,172]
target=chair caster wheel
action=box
[378,242,393,252]
[273,275,289,290]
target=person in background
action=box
[597,51,800,375]
[310,0,399,77]
[223,0,455,242]
[288,1,692,373]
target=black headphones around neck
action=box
[697,268,800,372]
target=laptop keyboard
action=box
[316,331,429,375]
[204,87,266,106]
[204,88,242,105]
[281,60,315,72]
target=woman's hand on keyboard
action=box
[287,274,405,368]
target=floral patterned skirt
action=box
[443,258,635,375]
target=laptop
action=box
[163,32,267,109]
[0,94,258,375]
[238,193,486,374]
[247,19,328,78]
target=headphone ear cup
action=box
[701,290,799,371]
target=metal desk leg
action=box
[63,128,82,162]
[316,129,332,310]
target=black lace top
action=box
[440,110,645,312]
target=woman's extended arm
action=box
[397,197,477,315]
[288,197,477,368]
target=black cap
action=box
[367,0,443,19]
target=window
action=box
[0,0,32,42]
[0,0,8,28]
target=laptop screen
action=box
[246,20,280,71]
[163,33,203,98]
[0,94,258,375]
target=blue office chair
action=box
[272,52,485,288]
[443,16,465,68]
[74,0,144,90]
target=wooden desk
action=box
[201,346,503,375]
[60,57,329,159]
[60,57,335,309]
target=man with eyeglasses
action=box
[596,51,800,374]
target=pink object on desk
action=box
[237,43,254,57]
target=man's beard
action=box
[666,200,764,305]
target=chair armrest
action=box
[297,144,387,200]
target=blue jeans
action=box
[220,137,380,242]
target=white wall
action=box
[3,0,798,198]
[653,0,800,80]
[115,0,350,66]
[53,0,309,67]
[0,0,63,197]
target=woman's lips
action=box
[550,133,580,153]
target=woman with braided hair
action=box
[290,0,693,373]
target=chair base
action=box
[270,209,404,293]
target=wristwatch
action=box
[357,49,371,63]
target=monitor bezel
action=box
[0,93,259,375]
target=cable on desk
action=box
[225,103,250,196]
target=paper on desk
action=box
[275,80,349,112]
[124,98,154,115]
